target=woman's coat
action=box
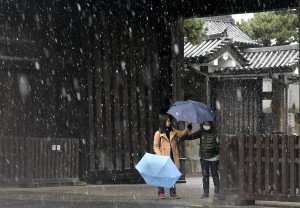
[153,128,190,169]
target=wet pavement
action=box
[0,177,299,208]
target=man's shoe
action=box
[158,193,165,199]
[200,194,209,198]
[170,193,180,199]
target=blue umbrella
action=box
[167,100,215,123]
[135,153,182,188]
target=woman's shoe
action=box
[200,194,209,198]
[170,193,180,199]
[158,193,165,199]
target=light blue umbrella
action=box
[135,153,182,188]
[167,100,215,123]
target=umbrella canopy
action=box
[167,100,215,124]
[135,153,182,188]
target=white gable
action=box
[208,51,241,73]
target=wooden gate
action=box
[214,134,300,205]
[0,137,79,187]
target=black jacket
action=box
[182,129,219,159]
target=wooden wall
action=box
[215,134,300,205]
[0,137,79,186]
[91,18,157,172]
[0,1,87,139]
[34,1,181,183]
[212,78,263,134]
[0,1,85,185]
[184,70,207,101]
[84,7,183,183]
[0,0,186,184]
[211,77,288,135]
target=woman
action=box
[153,114,192,199]
[182,121,220,198]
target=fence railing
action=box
[0,137,79,186]
[214,134,300,206]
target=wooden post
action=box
[290,135,296,195]
[282,135,287,195]
[239,135,245,193]
[170,19,187,182]
[213,135,228,204]
[220,135,228,194]
[249,135,254,194]
[265,135,271,194]
[171,19,185,102]
[213,135,255,206]
[273,135,279,194]
[256,135,262,194]
[272,76,285,134]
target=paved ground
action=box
[0,177,299,208]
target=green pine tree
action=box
[184,18,207,45]
[237,11,298,46]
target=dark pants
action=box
[200,159,220,196]
[158,185,176,195]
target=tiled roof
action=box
[184,37,248,65]
[184,17,298,75]
[185,37,231,58]
[204,18,258,46]
[215,44,299,74]
[243,45,299,69]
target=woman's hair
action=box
[159,114,173,133]
[201,121,215,132]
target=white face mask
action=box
[203,125,211,130]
